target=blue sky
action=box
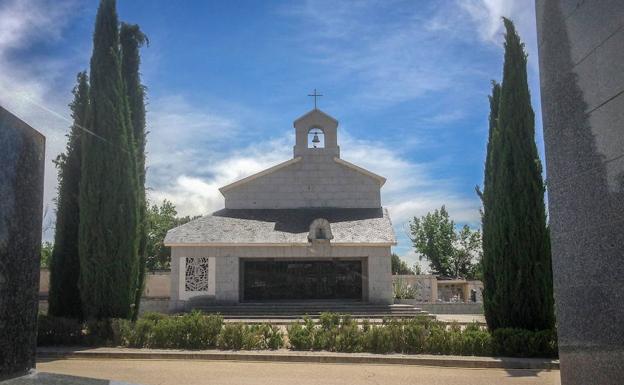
[0,0,543,271]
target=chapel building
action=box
[165,108,395,310]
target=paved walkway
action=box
[37,358,561,385]
[37,347,559,370]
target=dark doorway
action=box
[242,259,363,301]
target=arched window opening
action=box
[307,127,325,148]
[308,218,333,242]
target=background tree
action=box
[452,225,482,279]
[391,253,414,275]
[40,242,54,269]
[409,206,481,279]
[79,0,140,319]
[409,206,455,277]
[145,200,198,270]
[48,72,88,319]
[120,22,148,319]
[480,18,554,331]
[411,263,423,275]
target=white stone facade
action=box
[169,244,393,311]
[221,154,383,209]
[220,109,385,209]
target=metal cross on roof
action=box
[307,89,323,109]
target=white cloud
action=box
[280,1,492,107]
[339,132,481,267]
[458,0,539,71]
[0,0,82,238]
[146,102,292,216]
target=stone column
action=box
[0,107,45,379]
[535,1,624,383]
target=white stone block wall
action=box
[392,275,437,302]
[223,154,382,209]
[214,255,239,303]
[366,255,393,304]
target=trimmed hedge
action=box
[37,312,556,358]
[38,311,283,350]
[286,315,493,355]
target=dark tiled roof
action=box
[164,208,396,245]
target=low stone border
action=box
[37,347,559,370]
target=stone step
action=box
[191,308,424,313]
[191,308,425,314]
[187,301,431,320]
[197,313,434,320]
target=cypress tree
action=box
[79,0,140,319]
[120,23,148,319]
[481,80,502,329]
[48,72,89,319]
[481,18,554,331]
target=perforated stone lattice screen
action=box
[185,257,210,292]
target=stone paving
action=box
[37,347,559,370]
[37,358,561,385]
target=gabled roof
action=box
[333,157,386,186]
[164,208,396,246]
[293,108,338,126]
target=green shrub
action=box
[217,323,246,350]
[384,319,405,352]
[319,312,341,329]
[242,325,263,349]
[492,328,557,358]
[141,312,167,322]
[362,325,394,354]
[460,322,492,356]
[109,318,134,347]
[334,315,362,353]
[182,311,223,349]
[287,317,315,350]
[422,323,445,354]
[447,323,465,355]
[403,320,427,354]
[313,312,341,350]
[37,312,556,359]
[125,318,156,347]
[84,318,116,346]
[114,311,223,349]
[37,315,85,346]
[260,324,284,350]
[151,316,187,348]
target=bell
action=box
[312,133,320,147]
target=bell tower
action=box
[293,109,340,158]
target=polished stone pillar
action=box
[0,106,45,379]
[535,1,624,383]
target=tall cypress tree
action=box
[481,80,502,329]
[49,72,89,319]
[481,18,554,331]
[79,0,139,319]
[120,23,148,319]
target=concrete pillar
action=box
[0,107,45,379]
[535,1,624,383]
